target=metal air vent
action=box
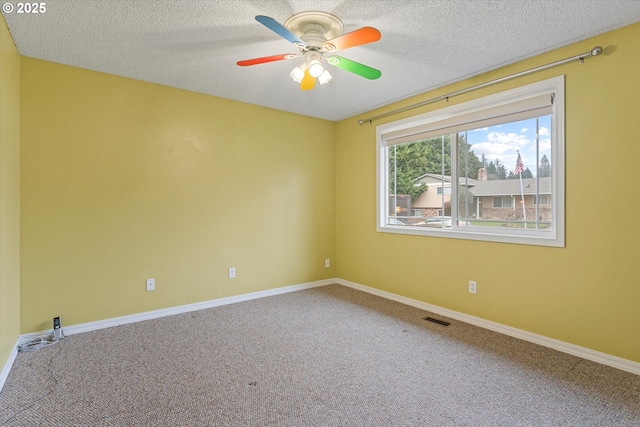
[424,317,451,327]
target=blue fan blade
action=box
[255,15,306,48]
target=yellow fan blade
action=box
[300,68,316,91]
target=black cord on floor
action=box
[0,339,65,426]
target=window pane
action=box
[458,115,552,230]
[387,116,553,230]
[387,136,451,227]
[457,131,479,224]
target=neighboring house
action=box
[468,176,552,222]
[408,169,551,222]
[411,173,480,217]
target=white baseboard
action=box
[4,275,637,395]
[0,342,19,392]
[42,278,336,338]
[336,278,640,376]
[2,278,335,395]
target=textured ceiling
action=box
[3,1,640,121]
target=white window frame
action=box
[376,77,565,247]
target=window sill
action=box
[377,224,564,247]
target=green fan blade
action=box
[326,56,381,80]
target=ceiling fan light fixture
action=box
[308,59,324,78]
[240,12,382,90]
[290,66,305,83]
[318,69,332,85]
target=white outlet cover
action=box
[469,280,477,294]
[146,278,155,291]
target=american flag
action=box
[514,153,524,175]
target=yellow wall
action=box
[20,58,336,333]
[7,19,639,365]
[0,14,21,367]
[336,23,640,362]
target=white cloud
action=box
[471,142,512,157]
[467,126,552,174]
[487,131,530,145]
[471,132,530,159]
[538,138,551,152]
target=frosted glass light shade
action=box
[290,66,305,83]
[308,60,324,78]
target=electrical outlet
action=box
[469,280,477,294]
[325,259,331,268]
[229,267,236,279]
[146,278,155,292]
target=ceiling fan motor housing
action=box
[300,23,327,48]
[284,11,345,51]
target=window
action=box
[493,196,512,208]
[377,77,564,247]
[534,195,549,205]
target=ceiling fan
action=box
[237,11,381,90]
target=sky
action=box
[466,115,551,176]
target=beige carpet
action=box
[1,284,639,426]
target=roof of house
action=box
[469,177,551,196]
[413,173,551,196]
[414,173,480,186]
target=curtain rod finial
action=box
[591,46,603,57]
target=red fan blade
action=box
[322,27,381,52]
[237,54,298,66]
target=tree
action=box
[539,154,551,177]
[485,159,507,180]
[389,134,482,201]
[508,167,533,179]
[486,162,498,181]
[388,139,441,200]
[389,166,426,201]
[497,162,507,180]
[457,133,483,180]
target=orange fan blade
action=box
[322,27,381,52]
[300,68,316,91]
[237,54,298,66]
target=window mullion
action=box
[393,145,397,222]
[451,133,458,225]
[535,117,540,230]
